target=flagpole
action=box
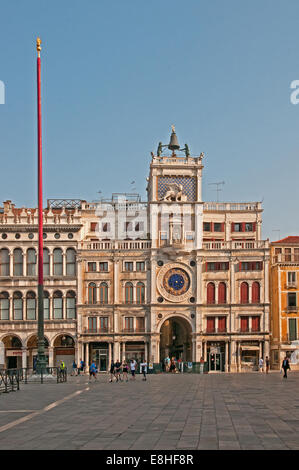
[36,37,47,372]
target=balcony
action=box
[238,328,261,334]
[203,202,261,212]
[122,328,145,334]
[80,240,151,251]
[287,306,298,313]
[203,240,268,250]
[286,283,297,289]
[83,328,109,334]
[205,328,227,334]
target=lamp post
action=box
[35,37,47,373]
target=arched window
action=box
[53,248,63,276]
[207,282,215,304]
[100,282,108,304]
[136,282,145,304]
[66,291,76,318]
[125,282,133,304]
[218,282,227,304]
[66,248,76,276]
[43,291,50,319]
[0,292,9,320]
[252,282,260,304]
[27,249,36,276]
[26,291,36,320]
[240,282,249,304]
[88,283,97,304]
[53,290,63,319]
[0,249,9,276]
[43,248,50,276]
[13,291,23,320]
[13,249,23,276]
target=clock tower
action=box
[147,127,204,364]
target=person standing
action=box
[89,361,97,382]
[130,358,137,380]
[115,359,122,382]
[165,356,170,372]
[71,360,77,376]
[140,359,147,381]
[80,359,85,374]
[265,356,270,374]
[258,357,264,373]
[282,356,290,379]
[170,357,176,373]
[109,360,115,382]
[122,361,129,382]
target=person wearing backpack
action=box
[89,361,97,382]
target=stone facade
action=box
[0,134,270,372]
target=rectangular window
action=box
[203,222,211,232]
[289,318,297,341]
[213,223,222,232]
[207,317,215,333]
[88,262,97,272]
[245,223,253,232]
[88,317,97,333]
[44,298,49,319]
[288,293,296,307]
[234,223,242,232]
[99,262,108,272]
[136,317,145,332]
[100,317,108,331]
[252,316,260,332]
[240,261,263,271]
[90,222,98,232]
[218,316,226,332]
[0,298,9,320]
[102,223,110,232]
[124,222,133,231]
[27,299,36,320]
[135,222,144,232]
[275,248,282,255]
[207,262,229,271]
[124,262,133,271]
[288,272,296,285]
[285,248,292,262]
[53,298,63,319]
[125,317,134,332]
[240,316,249,332]
[66,298,76,319]
[136,262,145,271]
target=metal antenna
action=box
[272,229,281,240]
[208,181,225,202]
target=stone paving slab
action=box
[1,372,299,449]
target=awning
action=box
[240,346,260,351]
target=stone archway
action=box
[53,334,75,371]
[160,316,192,364]
[1,335,23,369]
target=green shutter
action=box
[289,318,297,341]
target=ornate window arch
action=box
[13,291,23,320]
[100,282,108,304]
[125,282,133,304]
[0,291,9,320]
[26,291,36,320]
[207,282,215,304]
[136,282,145,304]
[53,290,63,318]
[0,249,9,276]
[240,282,249,304]
[88,282,97,304]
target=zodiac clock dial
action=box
[163,268,190,296]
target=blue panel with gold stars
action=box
[163,268,190,296]
[158,176,196,202]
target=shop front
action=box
[240,343,259,371]
[90,342,108,372]
[207,342,225,372]
[125,342,145,362]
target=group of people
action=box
[70,358,148,382]
[258,355,291,378]
[109,359,148,382]
[163,356,184,373]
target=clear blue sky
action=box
[0,0,299,240]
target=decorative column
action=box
[62,252,66,276]
[48,347,54,367]
[49,252,53,276]
[122,341,126,361]
[22,347,27,369]
[9,295,13,321]
[108,342,112,367]
[113,341,120,361]
[9,251,13,277]
[85,342,89,369]
[144,341,148,362]
[225,341,229,372]
[259,341,263,361]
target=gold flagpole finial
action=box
[171,124,175,133]
[36,37,42,56]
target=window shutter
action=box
[242,223,245,232]
[253,222,256,232]
[221,223,224,232]
[231,223,235,232]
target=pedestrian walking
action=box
[130,358,137,380]
[89,361,97,382]
[140,359,147,381]
[80,359,85,374]
[265,356,270,374]
[109,360,115,382]
[115,359,122,382]
[71,360,77,376]
[122,360,129,382]
[281,356,290,379]
[258,357,264,373]
[164,356,170,372]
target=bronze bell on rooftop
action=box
[168,125,180,151]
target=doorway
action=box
[160,316,192,363]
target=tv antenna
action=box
[208,181,225,202]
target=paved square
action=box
[0,371,298,450]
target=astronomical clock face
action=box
[163,268,190,297]
[157,263,192,303]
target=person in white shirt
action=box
[140,360,147,381]
[130,359,137,380]
[259,357,264,372]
